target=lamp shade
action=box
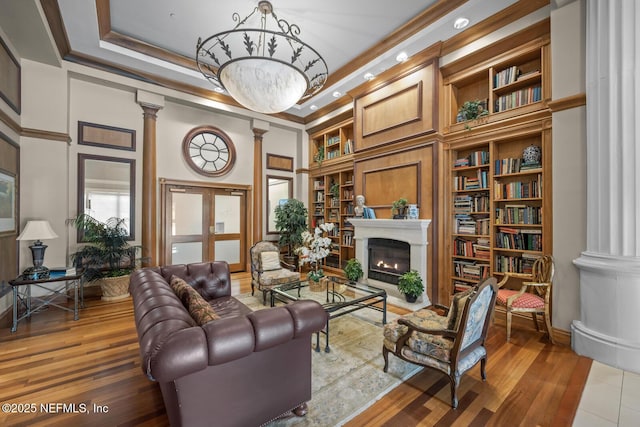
[16,220,58,241]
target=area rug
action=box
[235,290,422,426]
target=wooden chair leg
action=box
[251,282,255,296]
[480,357,487,381]
[506,309,513,342]
[382,346,389,372]
[532,312,540,331]
[449,374,460,409]
[544,308,555,344]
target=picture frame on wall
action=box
[0,169,16,235]
[78,121,136,151]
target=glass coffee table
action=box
[270,276,387,352]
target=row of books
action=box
[495,205,541,225]
[495,227,543,251]
[495,158,541,175]
[343,202,354,215]
[313,180,324,190]
[494,253,540,275]
[326,149,341,160]
[327,135,341,146]
[343,189,354,200]
[342,231,354,247]
[315,191,324,202]
[494,175,541,199]
[453,193,490,213]
[454,215,490,235]
[454,150,490,168]
[494,85,542,112]
[453,237,490,259]
[313,207,324,216]
[343,139,353,155]
[454,170,489,191]
[452,260,491,281]
[494,65,519,88]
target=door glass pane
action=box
[215,240,240,264]
[172,193,203,235]
[172,242,202,264]
[214,195,240,234]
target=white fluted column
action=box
[572,0,640,373]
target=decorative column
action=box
[137,91,164,267]
[572,0,640,373]
[251,120,270,244]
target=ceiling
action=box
[2,0,553,122]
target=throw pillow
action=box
[170,275,220,325]
[260,251,281,271]
[446,287,475,331]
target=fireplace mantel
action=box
[349,218,431,309]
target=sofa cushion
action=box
[170,275,220,325]
[260,251,281,271]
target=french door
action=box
[161,180,249,272]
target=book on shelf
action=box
[494,65,519,88]
[517,69,540,80]
[343,139,353,155]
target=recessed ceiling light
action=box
[363,72,375,81]
[396,52,408,63]
[310,105,318,111]
[453,17,470,30]
[214,86,225,93]
[332,91,342,98]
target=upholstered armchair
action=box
[382,277,498,409]
[250,241,300,304]
[496,255,554,343]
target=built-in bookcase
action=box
[308,119,355,273]
[442,37,550,133]
[448,129,551,294]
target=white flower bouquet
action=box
[296,222,335,281]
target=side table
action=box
[8,274,82,333]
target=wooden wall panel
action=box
[0,132,19,290]
[354,61,437,150]
[354,143,438,301]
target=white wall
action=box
[551,0,587,330]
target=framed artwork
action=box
[0,36,21,114]
[78,121,136,151]
[266,153,294,172]
[0,169,16,235]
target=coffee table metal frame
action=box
[270,276,387,352]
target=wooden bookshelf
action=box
[309,119,354,167]
[442,38,550,134]
[308,119,355,273]
[447,128,552,295]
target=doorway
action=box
[160,180,250,272]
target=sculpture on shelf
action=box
[354,195,365,217]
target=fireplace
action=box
[367,238,410,284]
[349,218,431,309]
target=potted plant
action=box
[296,222,335,283]
[343,258,363,283]
[329,181,340,199]
[397,269,424,303]
[314,145,325,166]
[456,100,489,129]
[391,197,408,219]
[68,213,142,301]
[274,199,308,266]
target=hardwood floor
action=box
[0,273,590,426]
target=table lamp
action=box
[16,220,58,280]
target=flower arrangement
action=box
[296,222,335,282]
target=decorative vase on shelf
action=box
[522,144,542,164]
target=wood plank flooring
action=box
[0,273,590,426]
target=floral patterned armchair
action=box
[382,277,498,409]
[250,241,300,305]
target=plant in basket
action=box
[296,222,335,282]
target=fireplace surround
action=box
[349,218,431,309]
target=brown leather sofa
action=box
[129,261,327,427]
